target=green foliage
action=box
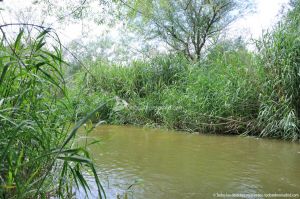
[125,0,252,60]
[255,0,300,140]
[160,48,262,133]
[68,1,300,141]
[70,45,265,135]
[70,18,300,140]
[0,29,105,198]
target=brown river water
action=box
[77,125,300,199]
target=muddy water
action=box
[84,125,300,199]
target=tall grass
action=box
[69,46,264,134]
[256,0,300,140]
[69,27,300,140]
[68,1,300,141]
[0,27,105,198]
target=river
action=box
[78,125,300,199]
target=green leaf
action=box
[14,29,24,51]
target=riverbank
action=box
[67,1,300,142]
[2,1,300,198]
[68,39,299,141]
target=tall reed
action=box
[254,1,300,140]
[68,1,300,141]
[0,27,105,198]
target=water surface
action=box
[84,125,300,199]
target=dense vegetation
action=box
[68,1,300,141]
[0,29,105,198]
[1,0,300,198]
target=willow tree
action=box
[124,0,251,60]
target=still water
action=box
[82,125,300,199]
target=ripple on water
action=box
[80,125,300,199]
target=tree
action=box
[124,0,251,61]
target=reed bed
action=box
[69,5,300,141]
[0,28,105,198]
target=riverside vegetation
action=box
[0,29,105,198]
[69,1,300,141]
[1,0,300,198]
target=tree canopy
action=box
[123,0,252,60]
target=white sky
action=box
[0,0,290,43]
[229,0,289,40]
[62,0,291,43]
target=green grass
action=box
[0,28,105,198]
[69,26,300,141]
[67,1,300,141]
[2,1,300,198]
[252,0,300,140]
[69,49,260,131]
